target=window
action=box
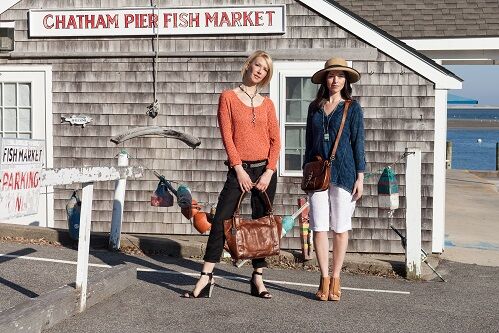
[284,77,317,171]
[0,82,32,138]
[269,62,323,176]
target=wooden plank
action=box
[40,166,143,186]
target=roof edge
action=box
[297,0,463,88]
[0,0,21,15]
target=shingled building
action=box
[3,0,486,254]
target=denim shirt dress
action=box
[303,100,366,194]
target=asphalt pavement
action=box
[0,169,498,332]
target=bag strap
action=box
[233,190,273,217]
[328,99,351,163]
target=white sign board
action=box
[28,5,286,37]
[0,138,45,219]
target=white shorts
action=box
[308,185,356,233]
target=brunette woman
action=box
[304,57,365,301]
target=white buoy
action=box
[477,138,482,143]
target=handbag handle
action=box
[328,100,351,163]
[233,190,274,217]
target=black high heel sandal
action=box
[183,272,215,298]
[250,271,272,299]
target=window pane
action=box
[286,100,302,122]
[19,83,31,107]
[286,77,301,99]
[18,133,31,139]
[4,83,16,106]
[302,78,317,101]
[4,133,16,138]
[285,127,301,148]
[285,149,302,170]
[19,108,31,131]
[4,108,16,131]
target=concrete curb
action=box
[0,265,135,333]
[0,223,442,280]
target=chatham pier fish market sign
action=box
[28,5,286,37]
[0,138,45,219]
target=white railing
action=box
[40,165,143,312]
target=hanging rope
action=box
[364,151,415,180]
[146,4,160,119]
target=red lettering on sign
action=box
[232,12,242,27]
[254,11,264,26]
[243,11,254,26]
[266,11,275,26]
[191,13,200,27]
[16,196,22,212]
[107,14,119,28]
[219,12,230,27]
[124,14,134,28]
[205,12,217,27]
[43,14,54,29]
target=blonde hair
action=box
[241,50,273,88]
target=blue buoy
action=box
[66,191,81,241]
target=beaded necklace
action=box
[322,100,341,141]
[239,84,258,125]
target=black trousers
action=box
[203,162,277,269]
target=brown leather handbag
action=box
[223,191,282,260]
[301,100,351,192]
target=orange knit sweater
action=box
[217,90,281,171]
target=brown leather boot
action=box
[329,277,341,301]
[315,276,330,301]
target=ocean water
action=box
[447,108,499,170]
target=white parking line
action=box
[0,253,112,268]
[1,254,410,295]
[137,268,411,295]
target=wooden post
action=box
[40,166,142,313]
[446,141,452,169]
[109,152,128,250]
[298,198,312,260]
[75,182,94,312]
[405,148,422,279]
[496,143,499,171]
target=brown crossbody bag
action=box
[301,100,351,192]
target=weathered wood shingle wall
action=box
[0,0,435,253]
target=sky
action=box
[445,65,499,106]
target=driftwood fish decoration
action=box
[61,115,93,128]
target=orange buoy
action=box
[181,199,201,219]
[193,212,211,234]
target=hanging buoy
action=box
[177,184,192,208]
[65,191,81,241]
[193,212,211,234]
[378,167,399,211]
[151,179,174,207]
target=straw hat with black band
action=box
[311,57,361,84]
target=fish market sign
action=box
[0,138,45,219]
[28,5,286,37]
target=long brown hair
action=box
[312,72,352,109]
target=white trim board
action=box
[0,0,21,15]
[297,0,462,89]
[403,37,499,51]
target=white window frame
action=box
[269,61,323,177]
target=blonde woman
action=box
[184,50,280,299]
